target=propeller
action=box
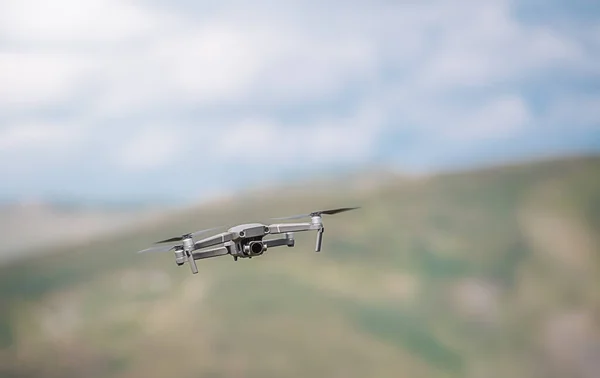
[271,207,360,220]
[136,244,177,254]
[154,226,224,244]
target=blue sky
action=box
[0,0,599,204]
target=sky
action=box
[0,0,599,204]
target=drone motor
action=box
[174,245,185,266]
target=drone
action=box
[136,207,359,274]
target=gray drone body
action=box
[137,207,358,274]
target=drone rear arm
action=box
[265,234,295,248]
[192,246,229,260]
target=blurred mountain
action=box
[0,154,599,378]
[0,200,174,264]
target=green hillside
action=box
[1,155,599,378]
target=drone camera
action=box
[251,242,263,254]
[244,241,266,256]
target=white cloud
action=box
[86,10,378,116]
[218,104,384,165]
[81,19,286,116]
[116,128,183,171]
[146,22,273,104]
[0,121,85,178]
[0,122,81,152]
[0,0,589,116]
[250,30,377,103]
[0,52,92,109]
[448,95,533,141]
[0,0,158,44]
[0,0,170,111]
[378,88,533,143]
[414,0,582,91]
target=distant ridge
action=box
[1,153,598,265]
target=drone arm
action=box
[267,222,317,234]
[192,246,229,260]
[265,235,294,248]
[194,232,234,250]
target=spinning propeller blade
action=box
[317,207,361,215]
[271,207,360,220]
[154,226,224,244]
[155,236,184,244]
[136,245,176,254]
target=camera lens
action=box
[250,242,263,254]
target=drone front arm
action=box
[267,222,318,234]
[192,246,229,260]
[193,232,234,250]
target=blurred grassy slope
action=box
[1,155,599,378]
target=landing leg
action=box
[315,228,324,252]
